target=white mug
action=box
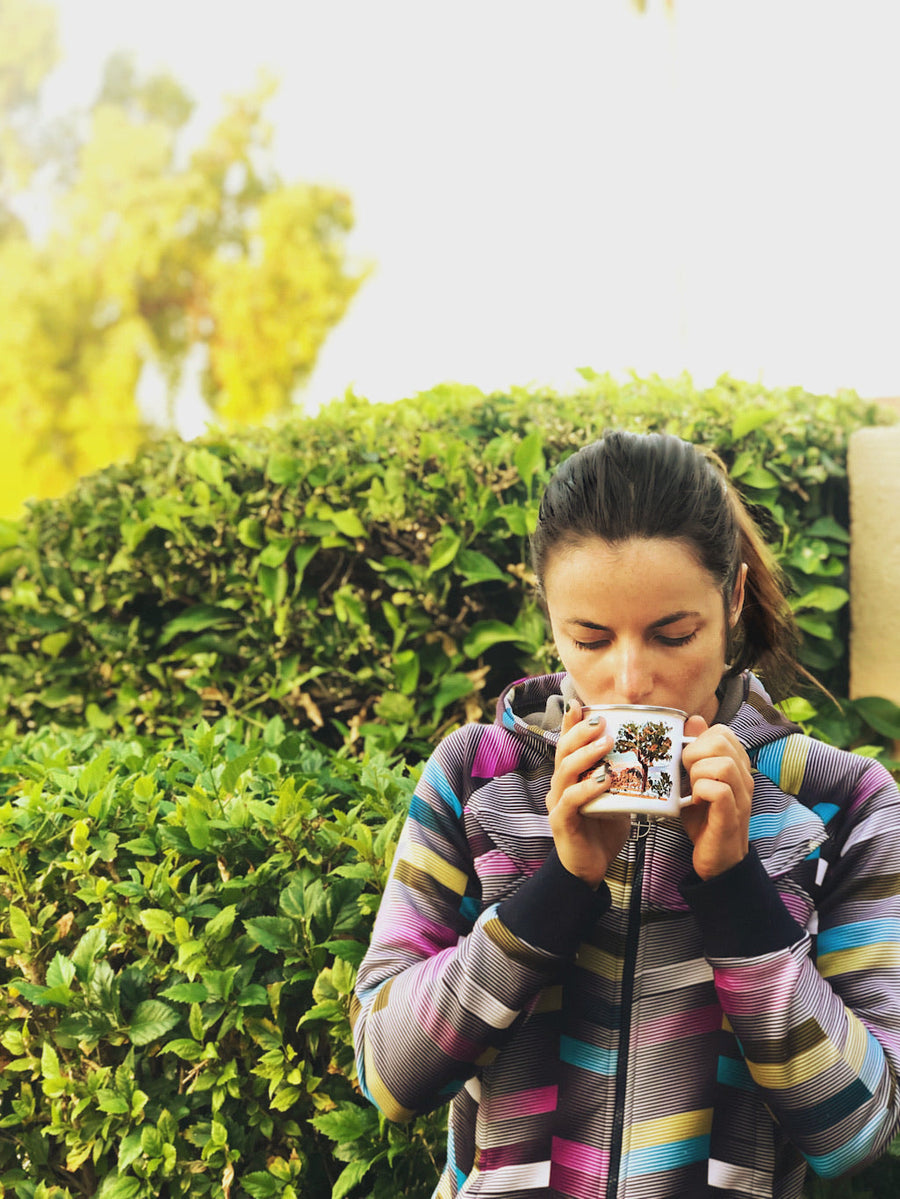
[578,704,696,820]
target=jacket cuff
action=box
[679,845,805,957]
[498,847,611,955]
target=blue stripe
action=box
[559,1035,618,1076]
[624,1135,710,1177]
[420,757,463,818]
[755,739,787,785]
[817,918,900,955]
[813,802,841,825]
[717,1055,755,1091]
[749,803,816,840]
[805,1111,887,1179]
[459,895,479,923]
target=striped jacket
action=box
[351,672,900,1197]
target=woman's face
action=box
[542,536,745,724]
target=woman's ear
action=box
[729,563,748,627]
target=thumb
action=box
[684,713,708,739]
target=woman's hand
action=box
[679,716,754,881]
[545,704,631,888]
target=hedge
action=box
[1,375,898,763]
[0,718,446,1198]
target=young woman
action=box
[351,431,900,1198]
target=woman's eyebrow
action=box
[563,611,702,631]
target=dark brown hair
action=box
[530,430,799,699]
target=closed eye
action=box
[656,631,698,647]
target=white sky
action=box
[47,0,900,431]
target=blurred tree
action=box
[0,0,365,516]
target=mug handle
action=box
[677,735,697,808]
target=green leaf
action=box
[456,548,508,585]
[731,407,777,439]
[241,1173,281,1199]
[46,952,77,990]
[514,430,545,492]
[183,802,211,851]
[160,982,208,1003]
[333,1158,378,1199]
[161,1038,204,1061]
[128,1000,180,1046]
[777,697,818,723]
[158,605,238,647]
[266,454,301,486]
[427,529,461,575]
[791,585,849,613]
[140,909,175,937]
[463,620,525,658]
[95,1176,142,1199]
[853,696,900,740]
[329,509,367,538]
[7,906,32,948]
[244,917,296,952]
[204,905,237,942]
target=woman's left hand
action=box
[679,716,755,881]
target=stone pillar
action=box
[849,422,900,704]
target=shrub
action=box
[0,719,445,1198]
[1,376,898,761]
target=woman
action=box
[351,431,900,1198]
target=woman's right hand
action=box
[545,703,632,889]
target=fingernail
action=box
[563,700,572,714]
[587,714,602,727]
[593,763,608,784]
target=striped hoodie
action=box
[351,671,900,1198]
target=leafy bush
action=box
[1,375,898,761]
[0,718,445,1198]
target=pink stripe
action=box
[377,905,459,956]
[474,850,521,876]
[410,957,481,1059]
[637,1002,722,1045]
[848,766,895,815]
[716,960,801,1011]
[551,1136,610,1174]
[488,1085,558,1120]
[472,727,521,778]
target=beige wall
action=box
[849,422,900,704]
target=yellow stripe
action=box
[573,942,621,981]
[818,941,900,979]
[748,1037,840,1089]
[363,1052,415,1122]
[403,842,468,895]
[778,734,811,795]
[535,985,562,1012]
[627,1108,713,1151]
[845,1010,871,1074]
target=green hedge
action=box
[2,375,898,760]
[0,719,445,1198]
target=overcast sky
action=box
[48,0,900,430]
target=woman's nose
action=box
[614,645,654,703]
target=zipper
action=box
[605,818,648,1199]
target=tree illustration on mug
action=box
[613,721,673,794]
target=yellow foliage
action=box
[0,19,363,517]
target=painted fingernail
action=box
[593,763,608,784]
[587,714,602,727]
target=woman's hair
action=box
[530,430,799,699]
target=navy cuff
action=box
[498,847,611,955]
[679,845,805,957]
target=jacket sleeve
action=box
[350,726,606,1121]
[683,742,900,1178]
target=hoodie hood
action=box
[497,669,800,756]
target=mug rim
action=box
[580,703,688,719]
